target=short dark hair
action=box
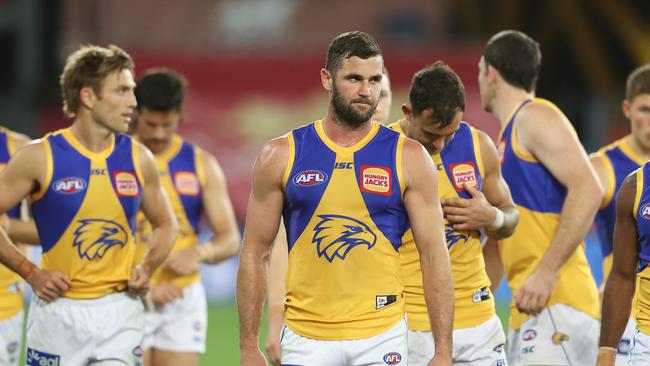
[483,30,541,92]
[60,44,134,117]
[135,68,187,112]
[626,64,650,102]
[409,61,465,127]
[325,31,382,75]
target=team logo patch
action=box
[522,329,537,341]
[53,177,87,194]
[174,171,200,196]
[113,171,139,196]
[551,332,570,345]
[312,214,377,262]
[26,348,60,366]
[73,219,128,260]
[293,170,328,187]
[445,223,469,249]
[641,203,650,220]
[360,165,392,196]
[383,352,402,365]
[450,162,477,191]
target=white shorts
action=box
[26,292,144,366]
[507,304,599,366]
[0,310,23,366]
[629,329,650,365]
[281,318,408,366]
[407,314,507,366]
[614,317,637,365]
[142,282,207,353]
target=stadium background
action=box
[1,0,649,364]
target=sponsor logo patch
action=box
[53,177,87,194]
[472,287,491,303]
[376,295,397,310]
[641,203,650,220]
[360,165,392,196]
[522,329,537,341]
[293,170,327,187]
[174,171,200,196]
[450,162,477,191]
[551,332,570,345]
[26,348,60,366]
[113,171,139,196]
[383,352,402,365]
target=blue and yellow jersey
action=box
[282,120,409,340]
[136,135,206,287]
[497,98,599,330]
[389,121,494,331]
[594,138,644,278]
[0,127,23,319]
[30,128,143,299]
[633,163,650,334]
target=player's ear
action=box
[321,68,333,91]
[401,104,413,120]
[622,99,632,119]
[79,86,97,110]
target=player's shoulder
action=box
[7,129,32,149]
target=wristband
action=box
[487,208,505,231]
[16,258,36,280]
[596,346,616,364]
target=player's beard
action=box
[331,84,378,128]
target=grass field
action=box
[199,302,511,365]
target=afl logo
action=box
[53,177,87,194]
[523,329,537,341]
[383,352,402,365]
[293,170,327,187]
[641,203,650,219]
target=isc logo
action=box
[53,177,87,194]
[383,352,401,365]
[293,170,327,187]
[641,203,650,219]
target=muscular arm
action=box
[402,138,453,362]
[265,218,288,366]
[483,239,504,293]
[598,173,638,362]
[237,138,288,364]
[590,153,613,297]
[5,132,39,245]
[441,130,518,239]
[136,143,178,282]
[515,103,604,314]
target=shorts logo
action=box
[641,203,650,219]
[26,348,60,366]
[294,170,327,187]
[522,329,537,341]
[360,165,392,196]
[493,343,504,353]
[551,332,570,345]
[383,352,402,365]
[312,214,377,262]
[7,341,18,354]
[618,338,631,355]
[73,219,128,260]
[132,346,144,358]
[53,177,87,194]
[174,171,200,196]
[450,162,477,191]
[113,171,139,196]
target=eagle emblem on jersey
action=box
[73,219,128,260]
[312,214,377,262]
[445,223,468,249]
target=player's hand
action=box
[441,183,496,231]
[515,268,557,315]
[150,283,183,306]
[164,247,201,276]
[428,353,452,366]
[27,268,71,302]
[240,346,267,366]
[128,264,151,298]
[265,312,284,366]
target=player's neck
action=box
[493,85,535,126]
[69,117,114,153]
[625,134,650,160]
[322,114,373,148]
